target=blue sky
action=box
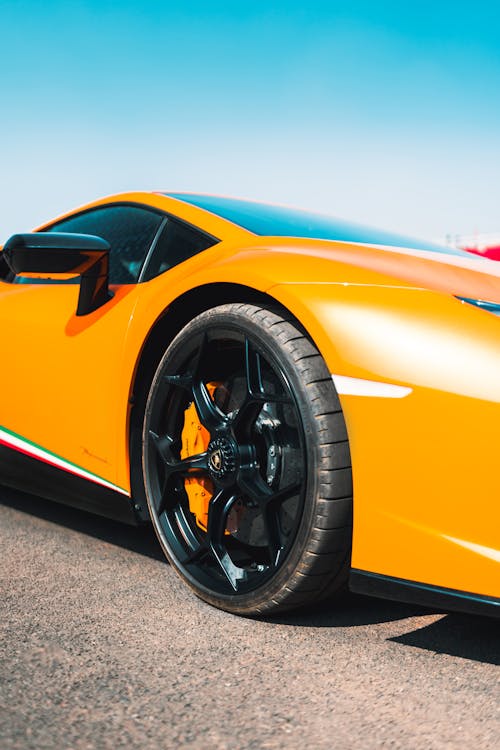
[1,0,500,241]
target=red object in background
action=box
[464,244,500,260]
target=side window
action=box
[142,217,217,281]
[47,205,163,284]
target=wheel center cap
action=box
[209,449,223,472]
[207,437,237,481]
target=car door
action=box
[0,204,164,491]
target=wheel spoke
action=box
[173,506,208,559]
[206,488,235,549]
[167,451,209,477]
[237,475,302,566]
[149,430,176,463]
[267,480,302,507]
[150,430,209,475]
[192,379,227,432]
[163,332,227,433]
[232,398,265,434]
[244,337,264,396]
[213,550,248,591]
[184,543,211,565]
[238,473,302,507]
[205,489,249,590]
[245,337,292,404]
[190,331,224,430]
[156,478,171,515]
[165,372,227,432]
[263,505,284,567]
[232,339,292,433]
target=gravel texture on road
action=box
[0,487,499,750]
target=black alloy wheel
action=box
[142,304,352,615]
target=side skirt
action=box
[349,569,500,619]
[0,444,139,525]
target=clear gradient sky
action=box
[1,0,500,241]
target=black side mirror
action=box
[2,232,111,316]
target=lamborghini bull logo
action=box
[209,449,223,472]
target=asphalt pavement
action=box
[0,486,498,749]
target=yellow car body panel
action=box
[1,191,499,612]
[270,283,500,600]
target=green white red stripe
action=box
[0,425,129,496]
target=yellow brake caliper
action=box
[180,382,218,531]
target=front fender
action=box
[269,282,500,599]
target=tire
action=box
[142,303,352,616]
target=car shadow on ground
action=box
[388,612,499,665]
[2,487,498,666]
[270,594,500,666]
[0,486,164,561]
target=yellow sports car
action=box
[1,192,499,617]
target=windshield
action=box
[166,193,467,257]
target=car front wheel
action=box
[142,303,352,616]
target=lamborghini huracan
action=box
[0,191,499,618]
